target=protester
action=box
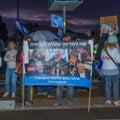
[30,50,55,99]
[2,41,17,98]
[101,35,120,106]
[24,36,34,105]
[15,46,23,96]
[96,33,109,96]
[62,33,72,41]
[16,47,23,75]
[38,86,55,99]
[97,30,120,96]
[52,34,74,107]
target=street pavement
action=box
[0,73,120,119]
[0,80,108,111]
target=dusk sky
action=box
[0,0,120,35]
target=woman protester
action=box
[3,41,18,98]
[101,35,120,106]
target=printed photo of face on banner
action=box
[110,23,119,34]
[45,49,68,62]
[25,49,46,76]
[101,24,110,34]
[47,49,69,76]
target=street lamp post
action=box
[17,0,19,20]
[63,5,66,33]
[48,0,83,34]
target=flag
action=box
[16,20,28,35]
[57,27,63,40]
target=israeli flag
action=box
[57,27,63,40]
[16,20,28,35]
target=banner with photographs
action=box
[24,40,93,88]
[100,16,119,35]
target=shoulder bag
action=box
[106,50,120,76]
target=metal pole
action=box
[16,0,20,43]
[63,5,66,33]
[17,0,19,20]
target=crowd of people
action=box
[1,25,120,107]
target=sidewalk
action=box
[0,75,120,111]
[15,86,119,111]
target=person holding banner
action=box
[30,50,55,99]
[101,35,120,106]
[52,49,74,107]
[15,46,23,97]
[24,36,34,105]
[62,33,72,41]
[2,41,17,98]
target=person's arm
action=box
[16,46,23,62]
[4,51,10,62]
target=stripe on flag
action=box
[16,20,28,35]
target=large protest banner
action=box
[24,40,93,88]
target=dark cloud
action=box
[74,0,120,18]
[0,0,120,35]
